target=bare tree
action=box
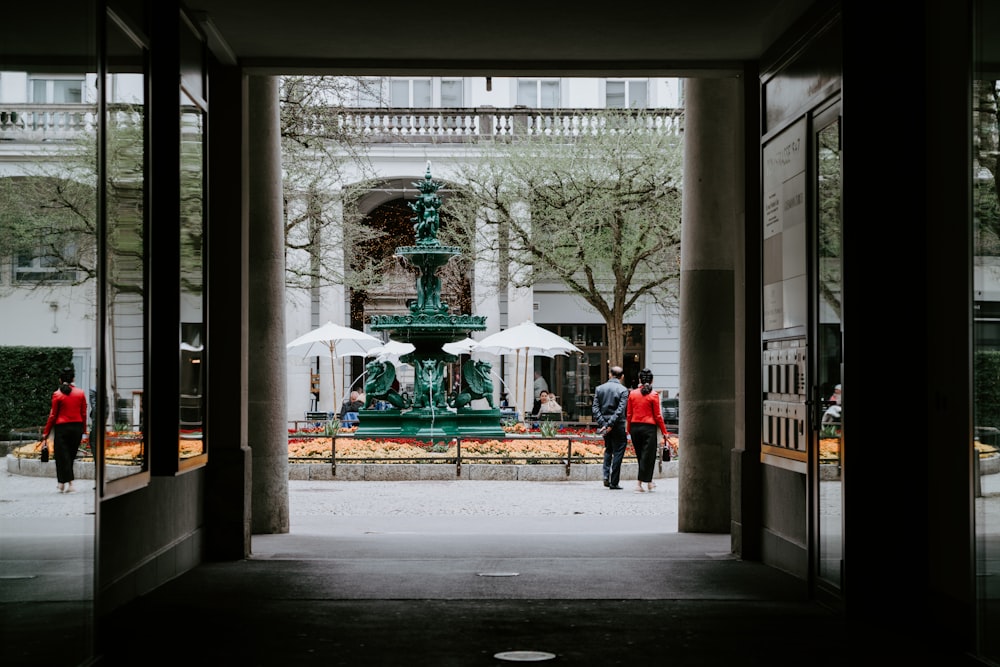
[443,109,683,367]
[0,106,143,298]
[975,78,1000,255]
[280,76,392,295]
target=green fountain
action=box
[355,164,506,440]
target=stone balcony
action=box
[0,104,683,144]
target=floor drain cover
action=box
[477,572,519,577]
[494,650,557,662]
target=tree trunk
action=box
[606,317,625,371]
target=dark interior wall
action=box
[838,1,975,653]
[759,464,808,580]
[96,0,219,621]
[202,56,253,562]
[97,471,205,614]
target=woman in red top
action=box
[42,366,87,494]
[626,368,669,493]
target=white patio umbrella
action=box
[475,320,583,413]
[367,339,416,366]
[286,321,381,411]
[442,337,479,356]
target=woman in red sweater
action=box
[42,366,87,494]
[626,368,669,493]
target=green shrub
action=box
[0,346,73,439]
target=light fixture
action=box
[49,302,59,333]
[486,76,492,92]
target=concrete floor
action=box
[2,461,977,666]
[95,479,924,666]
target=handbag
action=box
[40,431,54,462]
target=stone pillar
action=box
[248,75,289,534]
[678,77,742,533]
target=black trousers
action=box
[53,422,83,484]
[601,426,628,487]
[631,422,658,483]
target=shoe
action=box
[609,485,623,490]
[56,483,64,493]
[603,479,610,487]
[635,484,645,493]
[647,482,656,492]
[65,484,75,493]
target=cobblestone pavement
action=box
[0,455,95,519]
[1,455,677,522]
[7,452,1000,535]
[289,477,678,517]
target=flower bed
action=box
[13,434,203,463]
[289,428,680,464]
[819,438,839,461]
[11,427,680,465]
[290,437,611,463]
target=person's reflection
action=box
[823,383,842,424]
[89,389,109,453]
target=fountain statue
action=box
[355,163,506,440]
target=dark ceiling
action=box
[184,0,819,75]
[1,1,820,75]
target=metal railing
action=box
[287,423,678,478]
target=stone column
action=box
[678,77,742,533]
[248,75,289,534]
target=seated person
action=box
[339,390,364,418]
[535,390,562,416]
[822,403,842,424]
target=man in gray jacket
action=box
[592,365,630,490]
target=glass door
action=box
[0,3,97,663]
[974,5,1000,658]
[812,102,843,592]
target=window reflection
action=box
[974,27,1000,655]
[103,16,147,479]
[816,112,842,589]
[0,2,98,663]
[179,92,204,459]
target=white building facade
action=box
[0,73,684,426]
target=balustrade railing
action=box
[338,107,683,142]
[1,104,683,144]
[0,104,97,142]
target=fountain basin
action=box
[353,408,507,440]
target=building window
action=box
[29,76,84,103]
[517,79,561,108]
[350,77,385,107]
[441,78,463,107]
[391,78,432,107]
[14,247,77,283]
[606,79,648,108]
[975,317,1000,350]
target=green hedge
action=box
[976,350,1000,435]
[0,346,74,439]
